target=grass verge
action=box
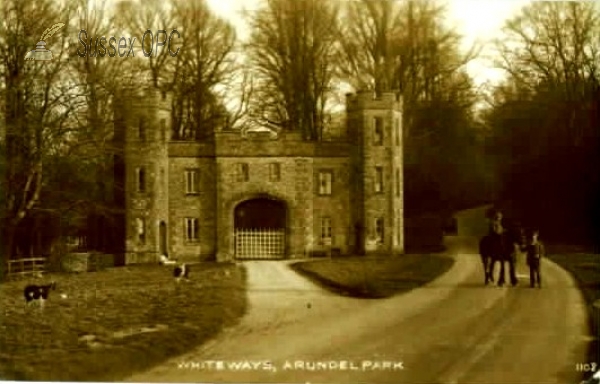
[0,262,247,381]
[546,251,600,381]
[290,254,454,298]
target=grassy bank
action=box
[290,254,454,298]
[0,262,246,381]
[546,250,600,379]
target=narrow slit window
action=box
[137,167,146,193]
[136,217,146,244]
[237,163,249,182]
[375,167,383,193]
[373,117,383,145]
[138,117,146,141]
[375,217,384,243]
[396,216,401,246]
[269,163,281,181]
[396,168,400,197]
[318,170,333,195]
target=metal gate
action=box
[234,228,285,260]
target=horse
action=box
[479,232,512,285]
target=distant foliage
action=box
[483,2,600,244]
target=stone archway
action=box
[234,197,287,260]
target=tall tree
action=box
[338,0,484,214]
[485,1,600,243]
[0,0,76,261]
[167,0,239,140]
[246,0,340,140]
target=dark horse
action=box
[479,233,502,285]
[479,228,519,286]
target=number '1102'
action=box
[576,363,597,372]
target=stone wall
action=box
[119,88,171,265]
[346,91,404,255]
[312,157,351,254]
[116,90,404,263]
[61,253,115,273]
[215,156,309,261]
[168,157,217,261]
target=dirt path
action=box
[127,241,589,383]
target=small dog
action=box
[24,281,56,306]
[173,263,189,283]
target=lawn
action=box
[290,254,454,298]
[546,251,600,372]
[0,262,247,382]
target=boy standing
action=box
[526,229,544,288]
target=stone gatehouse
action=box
[113,88,404,263]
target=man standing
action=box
[526,229,544,288]
[504,224,522,287]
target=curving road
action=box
[127,236,590,384]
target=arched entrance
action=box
[234,197,287,260]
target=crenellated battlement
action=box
[113,84,405,264]
[346,90,403,112]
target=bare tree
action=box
[113,0,176,90]
[164,0,237,140]
[484,1,600,243]
[495,1,600,147]
[245,0,340,141]
[337,0,484,214]
[0,0,76,261]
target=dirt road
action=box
[127,237,589,383]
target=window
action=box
[396,216,401,246]
[317,170,333,195]
[375,167,383,193]
[185,218,199,241]
[161,91,167,101]
[136,217,146,244]
[185,169,200,194]
[395,118,400,147]
[137,167,146,193]
[160,119,166,142]
[138,117,146,141]
[237,163,249,182]
[395,168,400,197]
[375,217,384,243]
[373,117,383,145]
[269,163,281,182]
[320,217,332,243]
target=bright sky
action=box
[204,0,532,87]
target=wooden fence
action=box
[5,257,47,279]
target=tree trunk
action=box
[2,224,17,281]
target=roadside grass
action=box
[0,263,247,382]
[546,251,600,372]
[290,254,454,298]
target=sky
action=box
[204,0,532,87]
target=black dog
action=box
[24,282,56,306]
[173,264,189,282]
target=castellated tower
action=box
[113,87,171,264]
[347,91,404,255]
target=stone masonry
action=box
[113,88,404,263]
